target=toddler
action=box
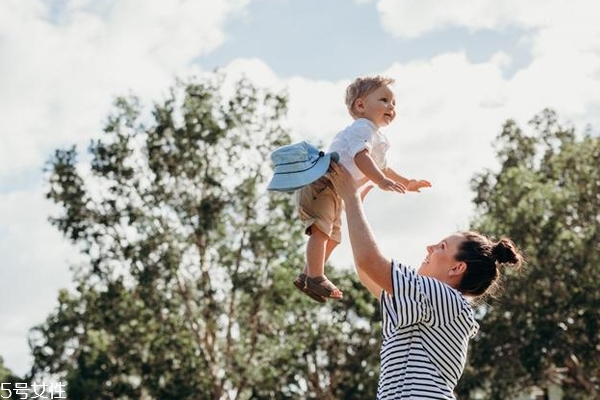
[293,75,431,302]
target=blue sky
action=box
[200,0,532,80]
[1,0,599,378]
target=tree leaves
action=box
[32,74,381,399]
[458,109,600,399]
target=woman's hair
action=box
[345,75,395,118]
[455,231,524,299]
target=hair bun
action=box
[492,238,523,267]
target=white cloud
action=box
[374,0,600,163]
[375,0,598,39]
[0,0,249,181]
[286,77,350,145]
[219,59,354,149]
[220,57,285,95]
[0,185,78,376]
[377,0,516,38]
[375,0,600,119]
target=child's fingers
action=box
[394,183,406,193]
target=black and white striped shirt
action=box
[377,260,479,399]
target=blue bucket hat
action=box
[267,141,339,192]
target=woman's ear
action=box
[449,261,467,277]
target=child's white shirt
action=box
[328,118,390,182]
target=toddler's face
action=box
[357,84,396,128]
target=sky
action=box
[1,0,600,377]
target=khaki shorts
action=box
[295,176,342,243]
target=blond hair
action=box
[345,75,395,118]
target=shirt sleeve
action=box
[346,121,376,158]
[380,260,470,330]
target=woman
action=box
[329,162,523,400]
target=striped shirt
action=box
[377,260,479,399]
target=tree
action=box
[30,74,381,399]
[456,109,600,399]
[0,356,23,399]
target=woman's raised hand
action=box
[329,162,358,200]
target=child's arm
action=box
[354,150,406,193]
[384,167,432,192]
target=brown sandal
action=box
[294,273,326,303]
[293,273,343,302]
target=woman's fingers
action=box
[329,162,357,196]
[360,185,374,201]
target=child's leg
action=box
[304,218,340,277]
[305,226,329,278]
[294,179,343,300]
[303,225,342,298]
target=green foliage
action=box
[31,74,381,399]
[457,109,600,399]
[0,356,23,399]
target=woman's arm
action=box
[330,162,393,294]
[354,185,384,298]
[356,266,383,298]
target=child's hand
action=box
[406,179,432,192]
[378,177,406,193]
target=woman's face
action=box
[418,233,466,283]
